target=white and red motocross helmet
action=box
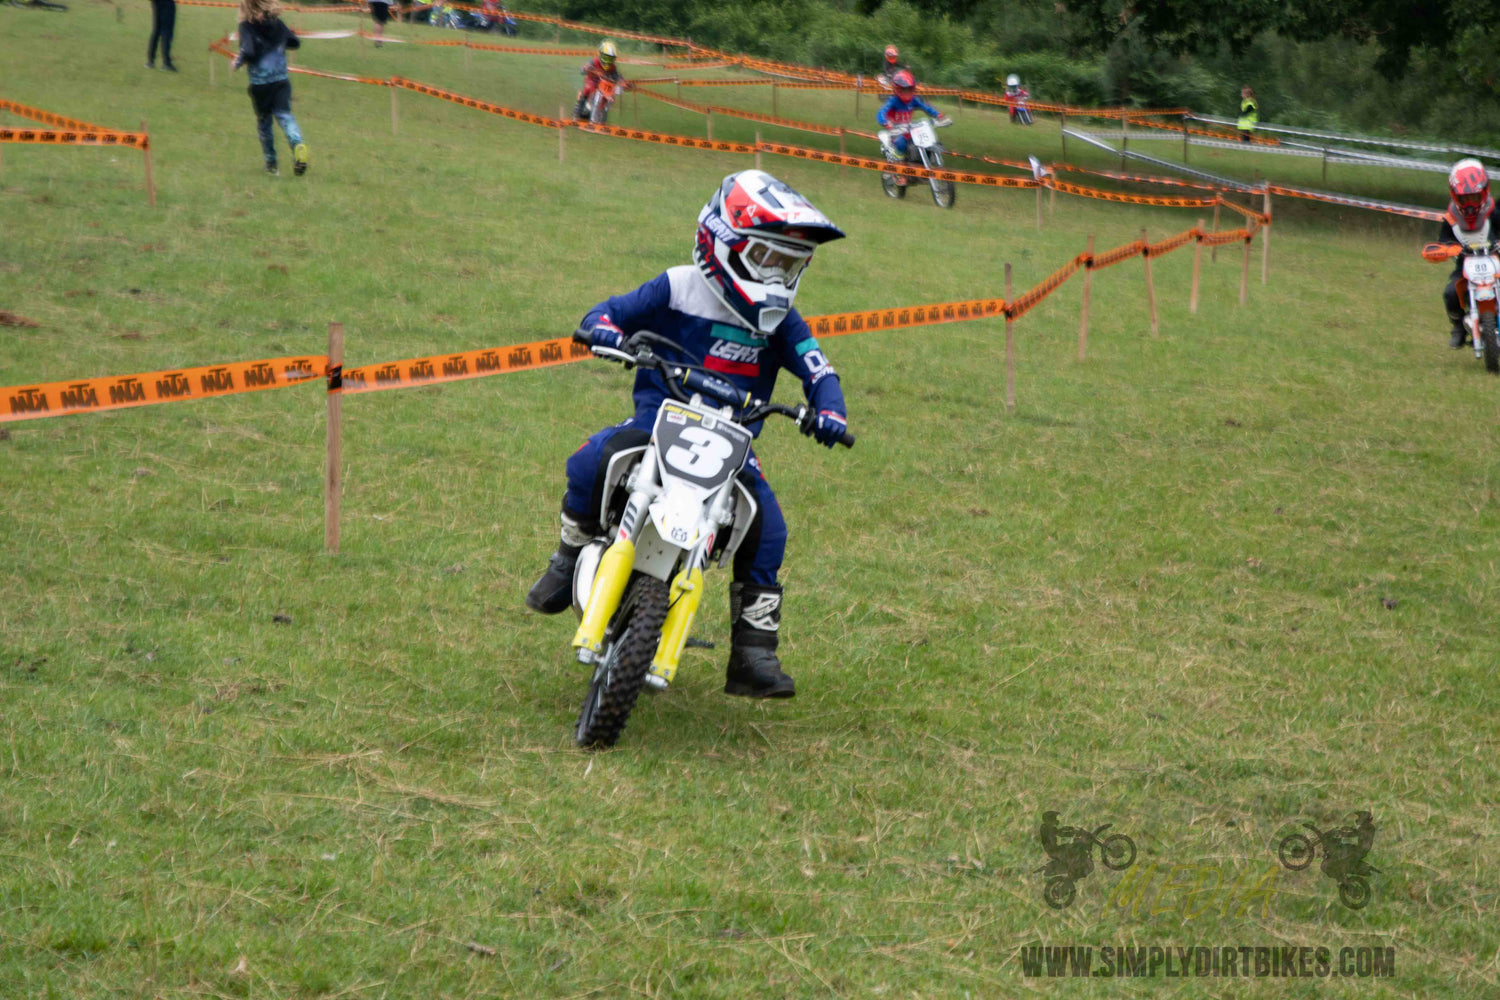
[1448,158,1493,232]
[694,170,845,334]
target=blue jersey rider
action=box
[526,170,850,699]
[876,70,951,184]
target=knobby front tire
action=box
[1480,313,1499,374]
[574,576,668,749]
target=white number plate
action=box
[1465,256,1498,282]
[910,120,937,147]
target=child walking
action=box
[232,0,309,176]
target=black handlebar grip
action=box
[572,328,592,346]
[838,429,856,448]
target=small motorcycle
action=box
[1424,240,1500,373]
[1038,824,1137,910]
[880,117,955,209]
[583,77,619,125]
[563,331,854,748]
[1278,821,1379,909]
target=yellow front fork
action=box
[649,565,704,686]
[572,535,636,657]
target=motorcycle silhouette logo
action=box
[1277,811,1380,910]
[1037,811,1137,910]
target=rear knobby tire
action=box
[1480,313,1499,374]
[574,576,668,749]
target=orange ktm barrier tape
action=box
[759,141,1039,188]
[1047,178,1219,210]
[579,121,757,155]
[1,127,149,150]
[1198,228,1254,247]
[1090,239,1148,271]
[1146,230,1198,257]
[0,99,119,133]
[1,356,325,424]
[292,66,389,85]
[1128,115,1281,146]
[634,87,845,137]
[342,337,591,394]
[1008,254,1089,321]
[1265,183,1444,222]
[391,77,565,128]
[676,78,776,88]
[807,298,1008,340]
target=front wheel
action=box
[590,98,610,126]
[1278,832,1315,871]
[1480,312,1499,374]
[881,170,906,200]
[574,575,668,748]
[1099,833,1136,871]
[927,149,956,209]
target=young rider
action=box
[1438,158,1500,348]
[575,40,624,120]
[876,70,951,185]
[876,44,905,86]
[526,170,851,699]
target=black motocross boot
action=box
[524,511,592,614]
[1450,322,1469,349]
[724,582,795,698]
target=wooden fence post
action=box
[1141,229,1158,337]
[1078,234,1094,361]
[141,121,156,207]
[558,106,566,164]
[1004,262,1016,412]
[1035,185,1043,232]
[855,76,861,117]
[839,127,846,175]
[325,322,344,555]
[1119,113,1127,171]
[771,80,778,118]
[1190,218,1204,315]
[1240,232,1252,306]
[391,85,398,136]
[755,129,761,170]
[1261,186,1272,285]
[706,110,712,140]
[1060,111,1067,161]
[1210,200,1221,263]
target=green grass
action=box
[3,5,1498,998]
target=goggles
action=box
[1456,191,1486,207]
[743,238,813,284]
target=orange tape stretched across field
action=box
[0,99,148,149]
[2,217,1259,423]
[1,357,325,423]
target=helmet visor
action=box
[1456,191,1485,209]
[743,238,812,284]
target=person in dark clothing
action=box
[877,44,907,86]
[146,0,178,71]
[1438,158,1500,347]
[232,0,309,176]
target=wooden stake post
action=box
[1060,111,1067,160]
[755,130,761,170]
[1189,218,1204,315]
[325,322,344,555]
[1141,229,1158,337]
[1240,231,1252,306]
[1078,234,1094,361]
[141,120,156,207]
[1004,263,1016,412]
[558,105,566,163]
[1210,201,1221,263]
[1034,186,1043,232]
[391,85,399,136]
[1261,186,1272,285]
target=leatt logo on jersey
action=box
[706,339,762,376]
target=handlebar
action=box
[886,117,953,135]
[573,329,855,448]
[1422,241,1496,262]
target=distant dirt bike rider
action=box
[876,70,951,186]
[1439,158,1500,348]
[876,44,906,86]
[574,39,625,120]
[525,169,850,699]
[1321,811,1377,881]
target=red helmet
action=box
[1449,158,1492,231]
[892,69,915,99]
[884,45,898,62]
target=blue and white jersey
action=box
[581,266,846,436]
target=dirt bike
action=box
[879,117,955,209]
[564,331,855,748]
[1424,240,1500,373]
[1037,824,1136,909]
[1278,821,1378,909]
[583,77,619,125]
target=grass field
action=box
[3,4,1498,997]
